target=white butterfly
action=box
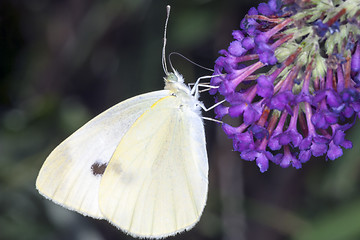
[36,6,209,239]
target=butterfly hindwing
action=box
[99,94,208,238]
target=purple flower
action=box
[299,134,329,158]
[313,89,342,108]
[277,146,302,169]
[311,109,338,129]
[266,90,295,113]
[211,0,359,172]
[326,128,352,160]
[233,132,255,151]
[241,149,273,173]
[214,103,229,119]
[279,129,302,147]
[339,88,360,118]
[222,123,247,138]
[327,141,343,160]
[257,45,277,65]
[249,124,268,139]
[242,37,255,50]
[228,41,247,57]
[257,75,274,98]
[240,7,259,33]
[352,44,360,72]
[228,102,262,124]
[257,0,278,16]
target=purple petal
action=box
[326,90,342,107]
[214,104,229,119]
[242,37,255,50]
[299,136,312,150]
[233,132,255,151]
[222,123,240,137]
[218,80,237,95]
[280,147,301,168]
[267,91,295,112]
[297,92,313,103]
[225,92,244,104]
[291,159,302,169]
[354,73,360,86]
[278,129,303,147]
[241,149,258,161]
[209,76,222,95]
[341,90,351,102]
[313,135,330,144]
[268,0,279,12]
[257,75,274,98]
[341,140,352,149]
[313,90,327,103]
[311,142,327,157]
[299,150,311,163]
[256,152,270,173]
[327,141,343,160]
[229,103,246,117]
[243,104,262,124]
[268,134,281,150]
[248,7,258,15]
[259,49,277,65]
[341,106,354,117]
[352,101,360,112]
[279,153,292,168]
[272,153,283,164]
[351,44,360,72]
[232,30,244,41]
[249,124,268,139]
[258,3,274,16]
[311,110,338,129]
[228,41,247,57]
[333,130,345,145]
[255,33,269,45]
[331,103,346,114]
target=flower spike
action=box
[211,0,360,172]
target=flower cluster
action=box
[211,0,360,172]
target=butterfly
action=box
[36,5,209,239]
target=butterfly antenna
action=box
[162,5,171,76]
[169,52,214,73]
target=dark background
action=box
[1,0,360,240]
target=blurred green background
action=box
[2,0,360,239]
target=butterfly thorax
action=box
[164,70,201,113]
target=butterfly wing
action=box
[36,90,170,218]
[99,95,208,238]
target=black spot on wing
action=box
[91,162,108,176]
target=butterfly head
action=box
[164,70,184,83]
[164,70,191,93]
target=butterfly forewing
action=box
[36,90,170,218]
